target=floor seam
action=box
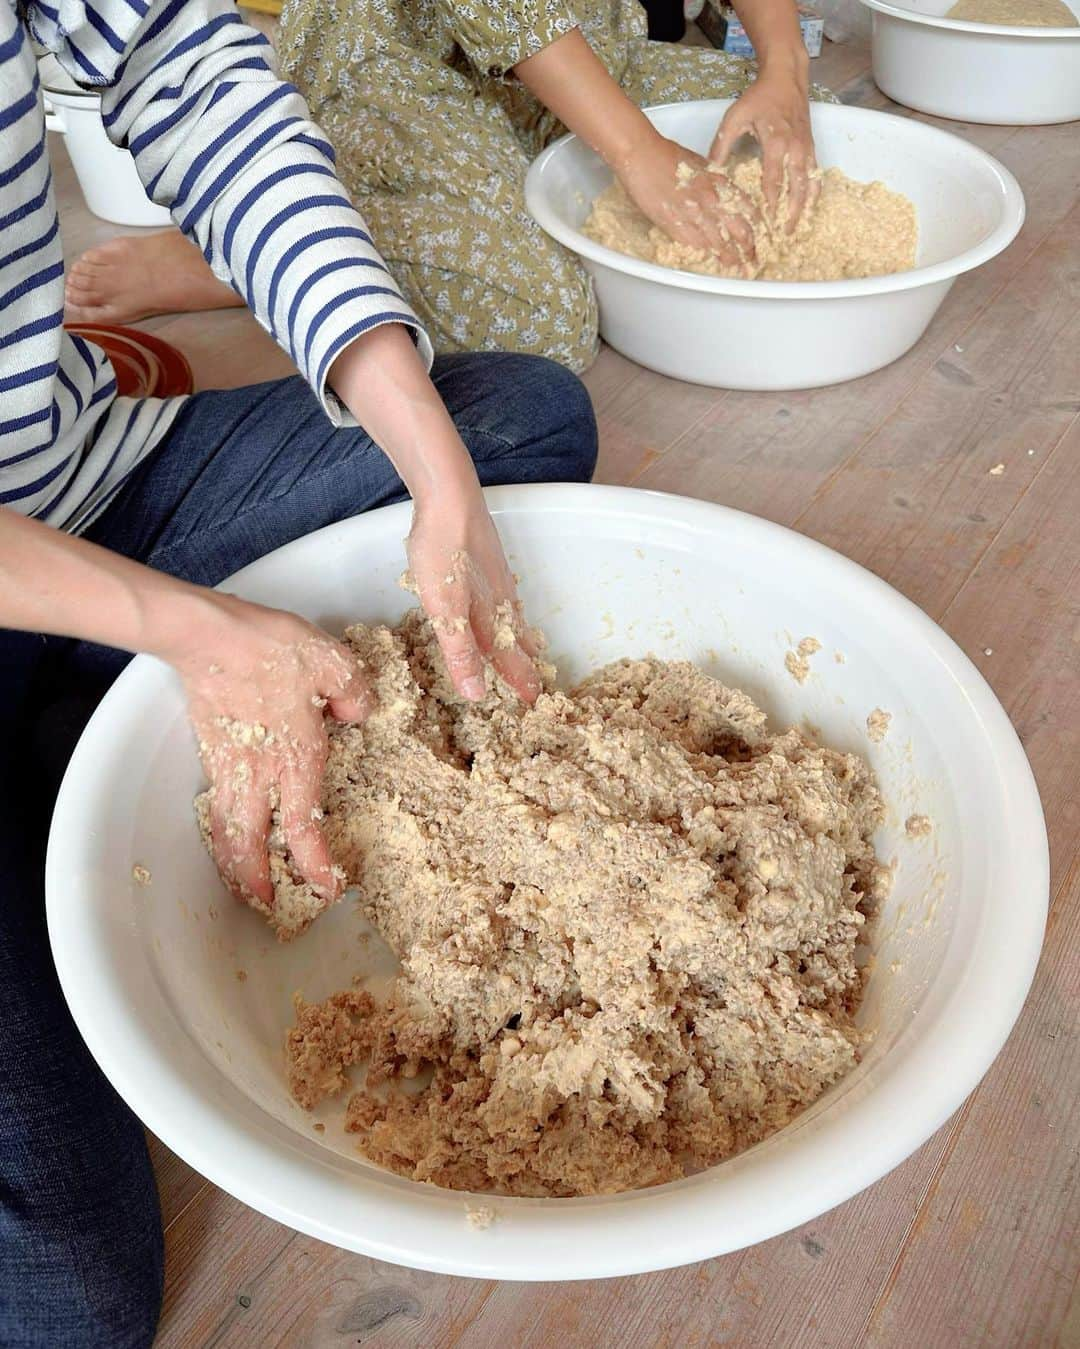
[162,1178,214,1237]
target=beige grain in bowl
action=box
[47,485,1047,1278]
[525,100,1024,389]
[861,0,1080,124]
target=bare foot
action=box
[65,230,243,325]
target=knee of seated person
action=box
[85,1265,163,1349]
[488,318,599,376]
[532,265,600,377]
[465,245,598,374]
[503,354,599,484]
[86,1224,163,1349]
[0,1121,164,1349]
[1,1225,163,1349]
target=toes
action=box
[63,287,118,323]
[66,258,118,311]
[68,236,141,288]
[65,274,104,302]
[63,278,108,320]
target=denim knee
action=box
[511,354,599,484]
[0,953,164,1349]
[0,1188,163,1349]
[545,358,599,483]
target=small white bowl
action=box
[46,485,1047,1280]
[39,56,172,228]
[861,0,1080,125]
[525,100,1023,389]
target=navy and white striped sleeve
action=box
[25,0,433,423]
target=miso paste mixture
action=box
[198,612,887,1197]
[946,0,1077,23]
[584,158,918,282]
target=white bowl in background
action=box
[40,57,172,228]
[861,0,1080,125]
[46,485,1047,1280]
[525,101,1024,389]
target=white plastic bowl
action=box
[861,0,1080,125]
[46,485,1048,1280]
[525,101,1024,389]
[40,57,173,228]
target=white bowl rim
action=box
[40,83,104,105]
[525,100,1026,300]
[37,54,101,100]
[45,484,1049,1281]
[859,0,1080,37]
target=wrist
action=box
[597,104,663,173]
[142,584,242,668]
[757,42,810,85]
[411,469,487,527]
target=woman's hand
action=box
[173,594,374,908]
[617,135,759,270]
[513,29,758,266]
[709,68,818,230]
[406,491,541,705]
[0,510,373,913]
[326,327,542,705]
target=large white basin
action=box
[46,485,1047,1279]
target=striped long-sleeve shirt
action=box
[1,0,432,533]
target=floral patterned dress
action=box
[278,0,833,370]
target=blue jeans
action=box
[0,354,597,1348]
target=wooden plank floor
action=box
[51,33,1079,1348]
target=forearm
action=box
[58,0,434,421]
[327,325,482,514]
[0,509,229,661]
[327,325,540,703]
[514,29,659,169]
[0,513,373,906]
[729,0,809,79]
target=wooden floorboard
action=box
[792,205,1080,621]
[47,32,1079,1348]
[860,416,1080,1347]
[148,1134,211,1232]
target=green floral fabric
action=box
[279,0,833,369]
